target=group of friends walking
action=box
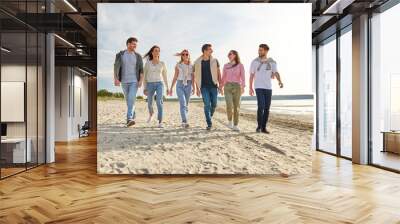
[113,37,283,133]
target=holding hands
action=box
[167,88,173,96]
[249,88,255,96]
[219,86,224,96]
[114,79,120,86]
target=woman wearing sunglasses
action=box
[220,50,245,131]
[168,49,195,128]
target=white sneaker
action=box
[158,123,163,128]
[147,114,153,123]
[233,125,240,132]
[228,121,234,129]
[182,122,189,128]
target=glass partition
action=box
[339,28,352,158]
[0,1,46,179]
[370,3,400,171]
[317,36,337,154]
[1,31,28,177]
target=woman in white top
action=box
[168,49,194,128]
[143,45,169,128]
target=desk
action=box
[1,138,31,163]
[382,131,400,154]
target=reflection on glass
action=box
[371,3,400,171]
[390,75,400,130]
[38,33,46,165]
[27,32,38,169]
[0,1,47,179]
[1,31,27,177]
[340,30,352,158]
[318,37,337,154]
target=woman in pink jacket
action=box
[220,50,245,131]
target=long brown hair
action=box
[228,50,241,68]
[144,45,160,61]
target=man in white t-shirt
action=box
[249,44,283,134]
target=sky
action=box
[97,3,312,96]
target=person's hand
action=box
[279,82,284,88]
[191,88,195,95]
[167,89,173,96]
[143,89,148,96]
[249,88,255,96]
[196,89,201,97]
[114,79,120,86]
[241,87,244,95]
[271,73,276,79]
[219,87,224,96]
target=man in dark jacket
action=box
[114,37,144,127]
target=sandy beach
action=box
[97,99,313,175]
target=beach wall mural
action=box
[97,3,313,175]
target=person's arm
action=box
[191,72,195,95]
[193,65,201,96]
[272,62,283,88]
[221,65,226,89]
[138,72,144,88]
[240,64,245,94]
[249,73,255,96]
[274,72,283,88]
[143,62,148,95]
[113,53,120,86]
[162,62,169,94]
[169,65,179,96]
[216,60,223,94]
[249,62,255,96]
[137,55,144,88]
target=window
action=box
[370,3,400,171]
[317,36,337,154]
[340,28,352,158]
[0,1,46,179]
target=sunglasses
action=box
[182,53,189,56]
[228,52,234,56]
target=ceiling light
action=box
[54,34,75,48]
[323,0,354,15]
[63,0,78,12]
[1,47,11,53]
[78,67,92,76]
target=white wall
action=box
[55,67,89,141]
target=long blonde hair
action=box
[174,49,191,64]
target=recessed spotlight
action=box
[63,0,78,12]
[1,47,11,53]
[54,34,75,48]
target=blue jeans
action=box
[201,87,218,127]
[176,80,192,123]
[147,82,164,122]
[255,88,272,130]
[121,82,138,121]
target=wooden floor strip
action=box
[0,135,399,223]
